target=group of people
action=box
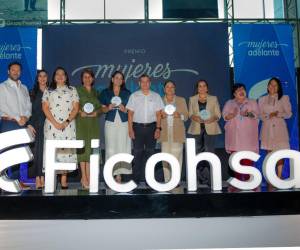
[0,61,292,190]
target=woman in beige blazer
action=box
[188,79,221,185]
[160,80,188,182]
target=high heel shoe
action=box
[81,180,89,190]
[35,182,42,190]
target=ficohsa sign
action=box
[0,129,299,193]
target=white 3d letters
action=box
[263,150,300,189]
[227,151,262,190]
[145,153,181,192]
[1,129,300,193]
[186,138,222,191]
[0,129,34,192]
[44,140,84,193]
[89,139,100,193]
[103,153,137,193]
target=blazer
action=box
[159,96,188,143]
[188,94,221,135]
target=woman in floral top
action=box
[42,67,79,189]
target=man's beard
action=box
[9,75,19,82]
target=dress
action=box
[28,89,46,176]
[76,86,101,162]
[258,95,292,150]
[42,85,79,168]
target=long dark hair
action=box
[267,77,283,100]
[195,79,208,95]
[50,67,70,90]
[31,69,49,100]
[109,71,125,90]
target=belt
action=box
[133,122,156,127]
[1,117,17,122]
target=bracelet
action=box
[156,127,162,131]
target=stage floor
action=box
[0,182,300,219]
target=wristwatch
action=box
[156,127,162,131]
[66,119,70,124]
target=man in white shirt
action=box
[126,74,164,184]
[0,62,32,188]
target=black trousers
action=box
[132,122,156,184]
[191,129,216,185]
[24,0,36,10]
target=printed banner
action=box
[0,27,37,182]
[233,24,298,177]
[0,27,37,89]
[42,23,230,147]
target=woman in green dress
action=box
[76,69,101,189]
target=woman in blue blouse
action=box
[99,71,132,183]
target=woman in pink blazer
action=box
[222,83,259,181]
[258,77,292,179]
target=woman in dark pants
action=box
[27,70,49,189]
[188,79,222,185]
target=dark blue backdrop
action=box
[42,23,230,147]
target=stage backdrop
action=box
[0,27,37,89]
[0,27,37,182]
[42,23,230,147]
[233,24,298,178]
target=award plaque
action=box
[199,109,211,120]
[111,96,122,107]
[164,104,176,115]
[83,103,94,114]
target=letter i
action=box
[89,139,100,193]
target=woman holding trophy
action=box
[222,83,259,182]
[188,79,222,185]
[76,69,101,189]
[160,80,188,183]
[99,71,132,183]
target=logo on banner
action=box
[0,43,32,60]
[238,40,288,57]
[72,49,200,80]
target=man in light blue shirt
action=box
[0,61,32,188]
